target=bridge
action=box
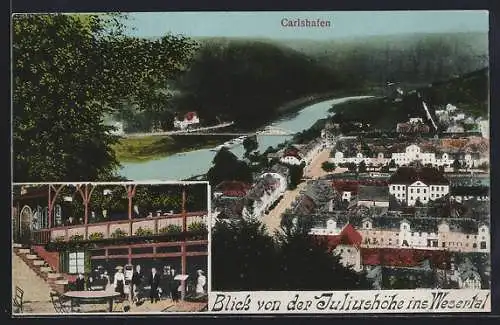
[123,124,295,138]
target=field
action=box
[113,135,232,162]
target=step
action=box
[33,260,46,266]
[40,267,53,273]
[54,279,69,285]
[47,273,62,279]
[17,248,31,254]
[26,254,39,260]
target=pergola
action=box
[16,182,208,300]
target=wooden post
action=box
[181,186,187,300]
[76,184,96,239]
[48,184,65,229]
[124,185,137,237]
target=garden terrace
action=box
[33,211,208,245]
[13,183,209,245]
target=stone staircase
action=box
[13,243,70,294]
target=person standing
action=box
[113,267,125,298]
[170,268,179,303]
[131,264,143,303]
[196,270,207,295]
[160,266,172,300]
[75,273,85,291]
[148,267,160,303]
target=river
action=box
[120,96,371,181]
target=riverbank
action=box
[116,91,375,164]
[275,87,379,119]
[113,135,232,163]
[119,96,374,180]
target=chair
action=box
[50,292,74,313]
[12,286,24,313]
[112,295,131,312]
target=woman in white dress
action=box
[113,268,126,298]
[196,270,206,295]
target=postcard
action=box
[11,10,490,315]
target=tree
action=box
[207,147,253,186]
[321,161,336,172]
[347,162,357,172]
[287,163,305,189]
[242,135,259,156]
[389,159,397,169]
[13,14,198,182]
[211,219,277,291]
[358,160,367,173]
[211,218,371,291]
[452,159,461,172]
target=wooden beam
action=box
[90,251,208,260]
[87,240,208,251]
[48,184,65,229]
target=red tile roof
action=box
[185,111,197,121]
[361,248,451,269]
[283,147,302,159]
[313,223,362,250]
[214,181,251,197]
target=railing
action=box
[32,211,208,243]
[32,229,51,245]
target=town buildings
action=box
[242,172,287,219]
[388,167,450,206]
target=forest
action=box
[119,32,488,132]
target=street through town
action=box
[261,146,333,235]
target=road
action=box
[261,146,333,235]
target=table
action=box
[63,291,121,312]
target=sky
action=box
[123,11,489,40]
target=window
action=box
[473,243,477,248]
[431,186,434,191]
[68,252,85,274]
[466,235,469,239]
[423,189,426,194]
[431,194,434,198]
[480,242,486,249]
[410,196,413,200]
[392,186,396,190]
[417,189,420,194]
[398,186,400,190]
[442,242,446,248]
[410,189,414,193]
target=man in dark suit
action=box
[148,267,160,303]
[131,264,143,303]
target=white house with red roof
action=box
[173,111,200,130]
[311,223,363,272]
[280,146,304,166]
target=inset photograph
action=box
[12,182,209,314]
